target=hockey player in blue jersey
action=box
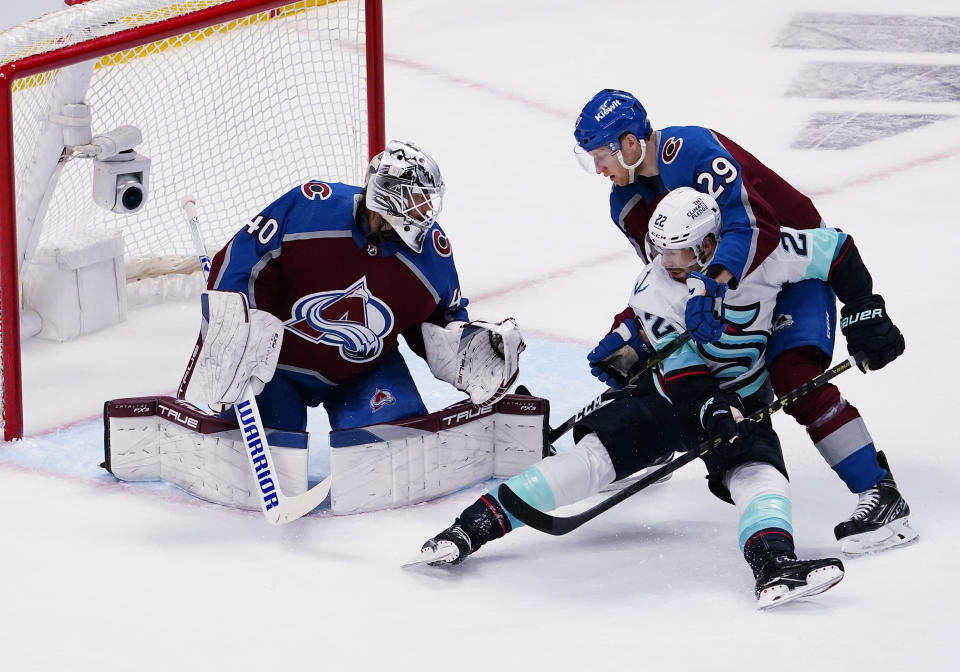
[193,140,525,434]
[570,89,913,555]
[105,141,547,516]
[108,140,546,515]
[413,188,903,607]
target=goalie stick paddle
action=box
[181,196,331,525]
[547,331,693,444]
[499,353,866,535]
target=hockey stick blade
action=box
[501,354,865,535]
[269,476,332,524]
[548,331,693,443]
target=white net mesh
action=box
[11,0,368,263]
[1,0,372,437]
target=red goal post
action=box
[0,0,385,440]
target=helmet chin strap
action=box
[616,139,646,184]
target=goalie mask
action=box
[647,187,722,271]
[365,140,445,253]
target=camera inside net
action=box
[90,126,151,215]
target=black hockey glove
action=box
[699,391,751,458]
[840,294,905,371]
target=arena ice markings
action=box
[775,13,960,53]
[791,112,953,150]
[787,62,960,103]
[776,12,960,150]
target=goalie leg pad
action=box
[104,397,308,511]
[328,394,549,515]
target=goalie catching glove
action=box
[193,290,284,411]
[422,318,525,406]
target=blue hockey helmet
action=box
[574,89,652,152]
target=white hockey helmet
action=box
[647,187,722,270]
[365,140,445,253]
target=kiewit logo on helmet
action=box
[594,99,622,121]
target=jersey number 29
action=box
[696,157,738,198]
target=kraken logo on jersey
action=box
[284,276,395,362]
[698,303,767,386]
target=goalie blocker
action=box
[104,394,550,515]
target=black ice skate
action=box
[833,451,918,556]
[754,556,845,610]
[403,524,474,568]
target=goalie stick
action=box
[545,331,693,444]
[181,195,331,525]
[499,353,866,535]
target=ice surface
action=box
[1,1,958,669]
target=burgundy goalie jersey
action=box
[207,181,468,385]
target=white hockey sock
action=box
[725,462,793,552]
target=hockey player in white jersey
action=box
[414,187,908,608]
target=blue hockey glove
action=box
[685,271,727,344]
[587,320,652,389]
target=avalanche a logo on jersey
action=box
[432,229,452,257]
[661,137,683,164]
[369,388,396,412]
[284,276,394,362]
[301,181,332,200]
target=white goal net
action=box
[0,0,383,439]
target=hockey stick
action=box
[181,196,331,525]
[546,331,693,443]
[499,352,866,535]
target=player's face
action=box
[659,247,699,281]
[577,134,652,186]
[367,210,390,234]
[365,210,399,245]
[407,191,436,221]
[591,147,629,184]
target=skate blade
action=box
[757,565,844,610]
[401,544,459,569]
[840,518,919,556]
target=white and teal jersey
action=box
[628,227,848,398]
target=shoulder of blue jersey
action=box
[394,221,461,307]
[423,222,455,261]
[265,180,361,235]
[656,125,724,183]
